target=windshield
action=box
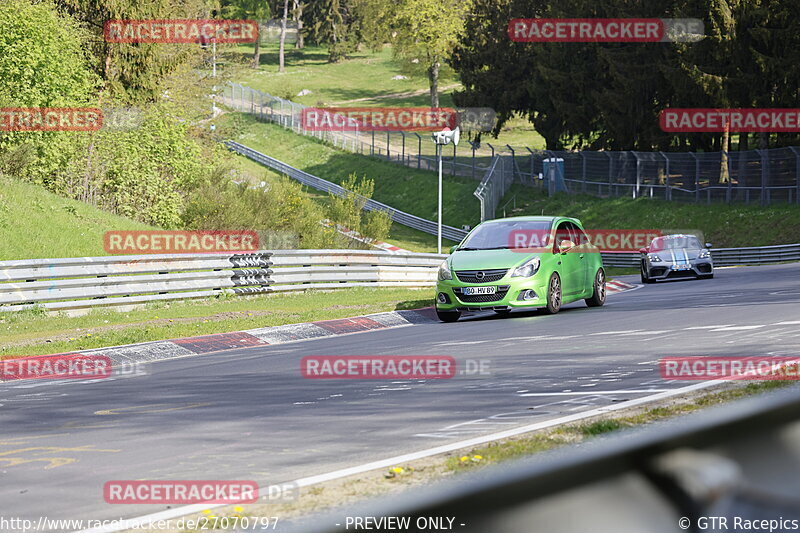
[651,235,702,251]
[459,220,552,250]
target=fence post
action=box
[452,142,457,175]
[525,147,535,185]
[472,143,477,180]
[580,151,587,193]
[415,133,422,169]
[724,151,732,203]
[401,132,406,164]
[659,152,670,201]
[487,143,495,158]
[506,145,516,181]
[791,147,800,205]
[387,131,391,161]
[690,152,699,203]
[606,152,613,196]
[633,151,641,199]
[756,149,768,206]
[371,130,375,156]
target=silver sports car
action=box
[639,234,714,283]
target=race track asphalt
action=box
[1,263,799,529]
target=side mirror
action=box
[559,240,575,254]
[449,245,458,254]
[639,248,647,254]
[705,243,713,249]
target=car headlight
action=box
[437,260,452,281]
[647,254,662,262]
[511,257,540,278]
[699,249,710,259]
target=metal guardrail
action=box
[601,243,800,268]
[0,250,446,313]
[225,141,469,243]
[3,243,796,311]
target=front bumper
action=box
[646,260,713,280]
[435,275,549,312]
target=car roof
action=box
[484,215,581,224]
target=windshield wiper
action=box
[457,246,510,251]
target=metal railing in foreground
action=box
[291,386,800,533]
[0,250,446,313]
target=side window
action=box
[569,222,590,248]
[554,222,571,252]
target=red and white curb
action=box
[5,282,636,378]
[0,309,438,377]
[606,280,640,294]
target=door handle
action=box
[579,254,585,259]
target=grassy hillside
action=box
[507,185,800,248]
[229,42,547,150]
[0,176,154,260]
[225,113,800,249]
[220,113,478,228]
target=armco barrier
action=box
[0,250,446,313]
[225,141,470,243]
[2,244,796,312]
[602,243,800,269]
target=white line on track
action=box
[75,380,720,533]
[710,325,765,331]
[518,390,671,396]
[683,325,733,330]
[774,321,800,325]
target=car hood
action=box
[657,248,703,261]
[450,249,536,270]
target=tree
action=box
[357,0,471,107]
[279,0,288,72]
[305,0,358,62]
[293,0,305,49]
[223,0,271,68]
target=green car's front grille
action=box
[454,269,508,283]
[453,285,511,303]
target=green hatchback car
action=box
[435,216,606,322]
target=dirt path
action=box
[330,83,462,105]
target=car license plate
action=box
[462,286,496,296]
[674,265,691,271]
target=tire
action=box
[543,273,562,314]
[585,268,606,307]
[641,261,655,284]
[436,309,461,322]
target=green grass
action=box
[220,113,476,232]
[0,287,434,357]
[506,185,800,247]
[231,43,459,109]
[0,176,154,260]
[228,42,547,151]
